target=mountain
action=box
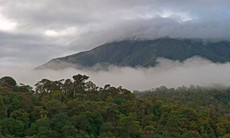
[37,38,230,70]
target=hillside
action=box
[37,38,230,70]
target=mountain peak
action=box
[36,38,230,70]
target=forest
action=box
[0,74,230,138]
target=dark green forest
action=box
[0,75,230,138]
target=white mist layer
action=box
[1,57,230,91]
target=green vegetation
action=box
[0,75,230,138]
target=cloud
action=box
[1,57,230,91]
[70,18,230,51]
[0,12,17,31]
[0,31,71,69]
[2,0,229,30]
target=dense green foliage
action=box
[0,75,230,138]
[38,38,230,69]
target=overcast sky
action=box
[0,0,230,70]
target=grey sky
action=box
[0,0,230,70]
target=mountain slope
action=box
[37,38,230,70]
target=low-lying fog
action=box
[1,57,230,91]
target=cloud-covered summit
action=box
[0,0,230,70]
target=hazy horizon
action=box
[1,57,230,91]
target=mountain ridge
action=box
[37,38,230,70]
